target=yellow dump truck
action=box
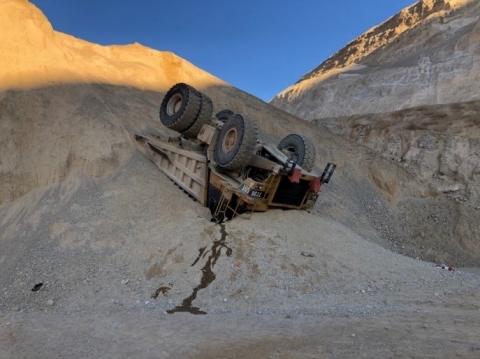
[134,83,335,222]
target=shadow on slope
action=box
[0,80,478,308]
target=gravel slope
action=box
[1,148,479,358]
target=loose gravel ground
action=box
[1,152,479,358]
[1,83,479,358]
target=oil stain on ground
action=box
[167,224,232,315]
[151,284,172,299]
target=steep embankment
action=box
[0,0,224,206]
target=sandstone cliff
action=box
[0,0,224,205]
[0,0,224,92]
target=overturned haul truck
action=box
[134,83,336,222]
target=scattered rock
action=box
[301,252,315,258]
[121,279,129,285]
[31,283,43,292]
[46,299,54,306]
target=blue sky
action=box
[30,0,415,101]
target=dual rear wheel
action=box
[213,110,316,172]
[159,83,213,138]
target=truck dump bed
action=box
[134,134,209,204]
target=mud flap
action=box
[320,163,336,184]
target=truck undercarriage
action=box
[133,83,336,222]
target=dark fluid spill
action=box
[151,285,171,299]
[167,224,232,315]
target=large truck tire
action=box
[278,134,316,172]
[182,92,213,139]
[159,83,201,132]
[214,114,258,171]
[215,109,234,122]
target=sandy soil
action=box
[2,296,480,359]
[1,137,479,358]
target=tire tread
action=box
[159,83,202,132]
[215,114,258,171]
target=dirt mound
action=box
[1,81,478,309]
[1,122,479,357]
[0,0,224,206]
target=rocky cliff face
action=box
[316,101,480,189]
[271,0,479,119]
[315,101,480,256]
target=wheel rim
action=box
[166,94,182,116]
[222,128,238,153]
[285,146,299,161]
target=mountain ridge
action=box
[270,0,479,118]
[0,0,224,92]
[296,0,472,84]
